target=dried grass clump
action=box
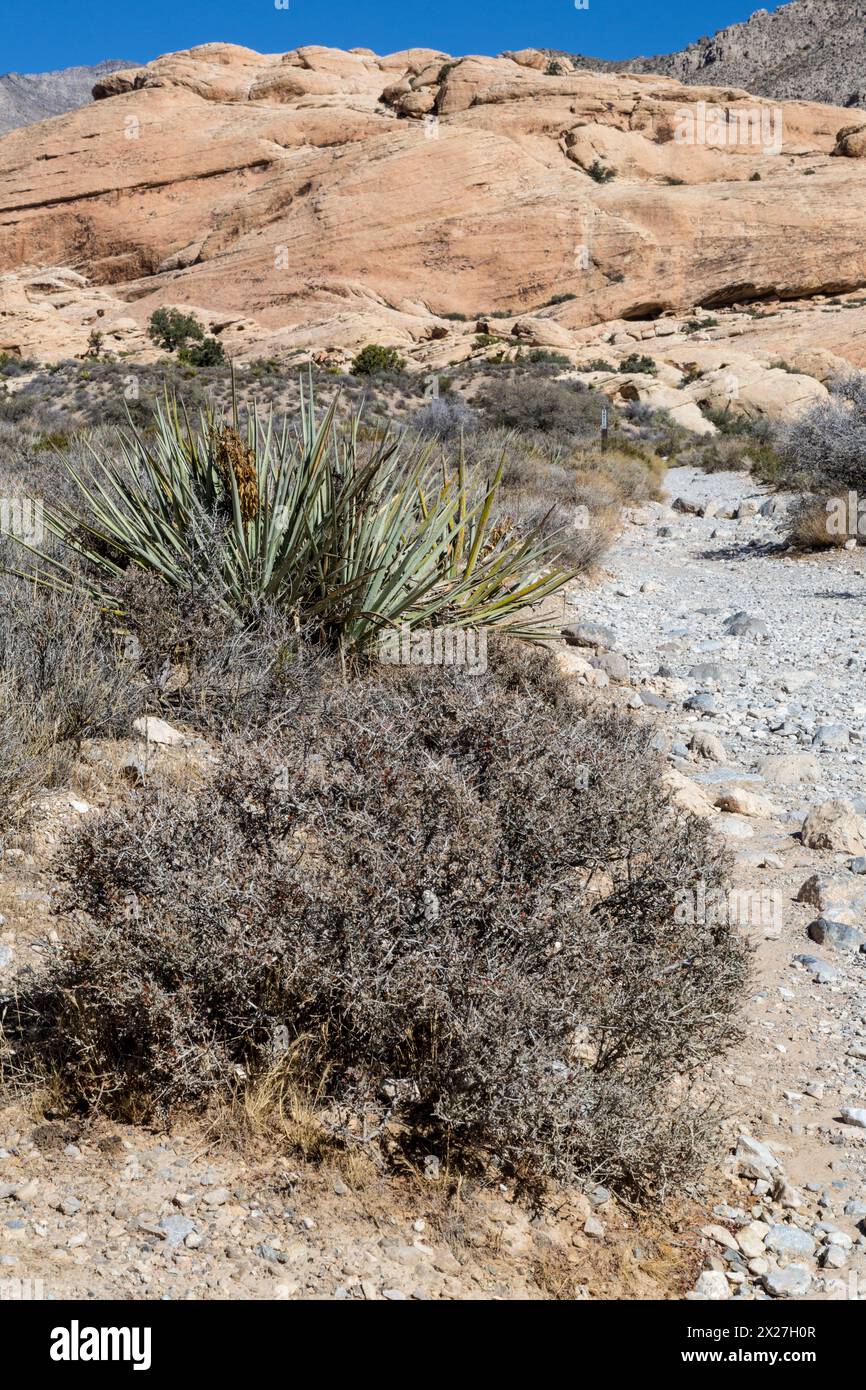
[0,579,142,838]
[6,644,747,1196]
[787,496,849,550]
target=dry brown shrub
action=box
[5,643,747,1196]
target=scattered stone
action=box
[639,689,669,710]
[840,1108,866,1129]
[591,651,630,682]
[812,723,850,750]
[821,1244,848,1269]
[724,614,769,639]
[807,918,866,951]
[158,1215,196,1248]
[689,662,733,683]
[736,1223,769,1260]
[684,693,718,714]
[561,622,615,650]
[663,769,714,818]
[132,716,185,747]
[764,1224,816,1259]
[735,1134,781,1182]
[555,650,594,680]
[715,787,779,818]
[758,753,822,785]
[761,1265,812,1298]
[702,1223,736,1249]
[793,954,839,983]
[690,1270,730,1300]
[691,731,727,761]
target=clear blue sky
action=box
[0,0,784,74]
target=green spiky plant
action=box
[12,375,575,657]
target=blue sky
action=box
[1,0,782,74]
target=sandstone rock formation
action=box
[1,41,866,409]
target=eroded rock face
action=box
[2,43,866,372]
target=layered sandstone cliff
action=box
[2,42,866,386]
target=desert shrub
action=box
[0,354,37,377]
[587,160,616,183]
[109,570,326,734]
[774,372,866,492]
[8,648,747,1195]
[508,498,616,570]
[684,432,781,482]
[787,495,847,550]
[620,353,658,376]
[574,445,665,503]
[576,358,616,373]
[351,344,405,376]
[0,580,142,837]
[412,396,477,439]
[147,308,205,353]
[179,336,226,367]
[17,382,572,654]
[705,407,772,441]
[479,377,610,440]
[0,392,32,423]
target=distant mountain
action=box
[0,60,136,137]
[560,0,866,109]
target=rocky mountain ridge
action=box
[563,0,866,109]
[0,60,135,137]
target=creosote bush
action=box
[478,377,611,441]
[350,344,405,376]
[7,644,748,1196]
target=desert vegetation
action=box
[773,373,866,547]
[0,360,748,1205]
[3,640,746,1196]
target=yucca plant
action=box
[13,376,575,655]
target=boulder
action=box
[715,787,779,818]
[801,800,866,855]
[663,769,715,819]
